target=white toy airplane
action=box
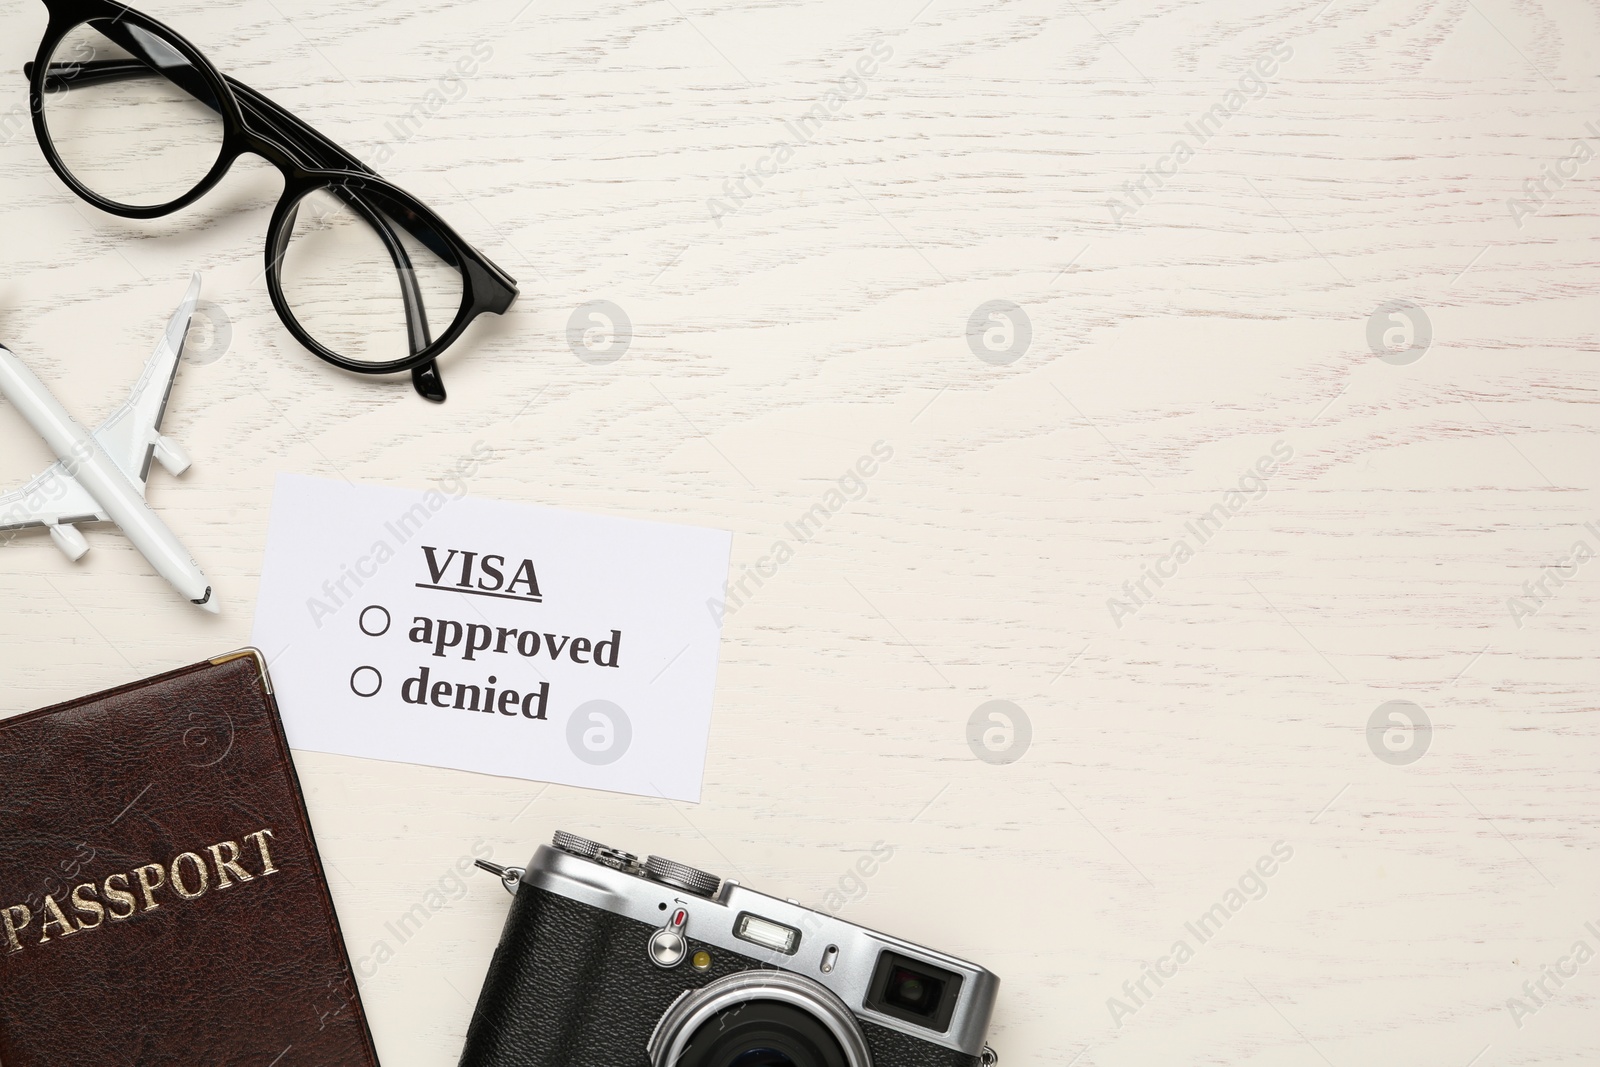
[0,275,218,613]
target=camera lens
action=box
[648,971,871,1067]
[682,1002,847,1067]
[728,1050,796,1067]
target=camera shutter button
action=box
[648,907,690,969]
[644,856,721,897]
[595,847,641,873]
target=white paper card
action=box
[250,474,732,802]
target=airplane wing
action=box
[0,462,107,533]
[91,274,200,494]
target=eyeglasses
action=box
[23,0,519,402]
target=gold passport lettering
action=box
[102,873,137,922]
[2,828,279,954]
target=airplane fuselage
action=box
[0,346,216,611]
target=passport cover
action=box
[0,649,381,1067]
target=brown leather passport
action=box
[0,650,380,1066]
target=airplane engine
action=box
[48,523,89,562]
[154,436,192,477]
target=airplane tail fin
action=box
[162,273,203,362]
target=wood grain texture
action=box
[1,0,1597,1064]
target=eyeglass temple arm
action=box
[26,59,368,171]
[27,62,442,256]
[232,80,520,308]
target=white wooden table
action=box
[2,0,1597,1063]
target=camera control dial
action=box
[551,831,604,859]
[644,855,721,897]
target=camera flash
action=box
[734,913,801,955]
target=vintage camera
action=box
[459,831,1000,1067]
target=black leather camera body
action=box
[459,831,1000,1067]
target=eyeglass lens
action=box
[276,185,465,368]
[41,20,226,208]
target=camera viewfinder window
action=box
[864,951,964,1033]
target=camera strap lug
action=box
[474,859,525,896]
[980,1046,999,1065]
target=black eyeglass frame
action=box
[24,0,519,401]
